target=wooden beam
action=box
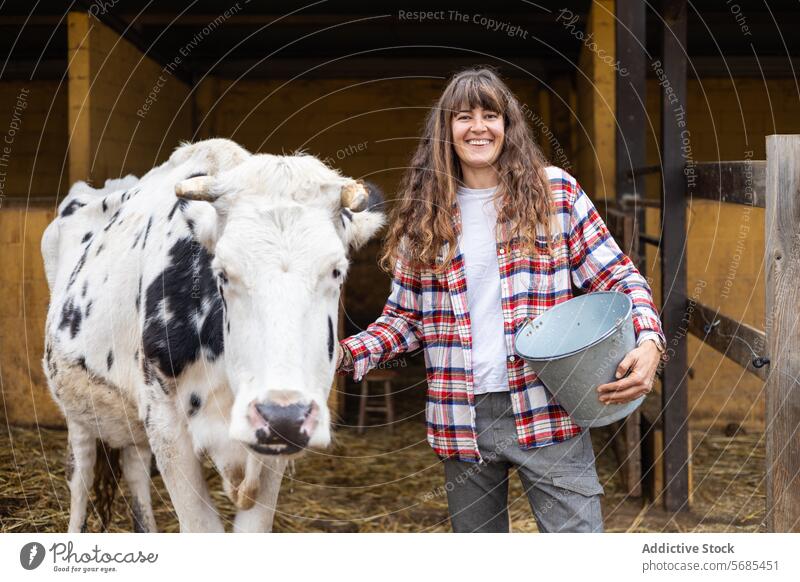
[659,0,690,513]
[765,134,800,532]
[615,0,647,277]
[692,161,766,208]
[686,301,768,381]
[67,12,91,186]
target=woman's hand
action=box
[595,340,662,405]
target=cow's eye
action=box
[332,268,341,279]
[217,270,229,284]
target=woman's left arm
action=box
[566,182,666,405]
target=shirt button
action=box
[499,248,505,255]
[508,355,516,363]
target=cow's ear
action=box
[341,182,386,251]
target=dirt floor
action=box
[0,415,765,533]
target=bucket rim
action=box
[514,291,633,362]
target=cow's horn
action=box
[341,181,368,212]
[175,175,219,202]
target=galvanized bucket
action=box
[514,291,642,427]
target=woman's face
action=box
[451,106,505,170]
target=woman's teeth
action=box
[467,139,492,145]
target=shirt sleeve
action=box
[567,181,666,347]
[339,253,423,381]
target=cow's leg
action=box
[146,399,224,532]
[121,444,157,533]
[66,420,96,533]
[233,455,288,533]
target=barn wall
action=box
[0,81,69,201]
[0,80,69,427]
[193,76,540,331]
[575,0,617,201]
[645,77,800,431]
[67,12,194,185]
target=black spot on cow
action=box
[67,244,91,289]
[327,316,334,361]
[81,231,93,243]
[226,320,230,334]
[167,199,189,221]
[65,445,75,481]
[188,393,201,417]
[141,216,153,249]
[102,197,108,212]
[185,218,195,235]
[142,237,223,379]
[144,404,151,430]
[134,349,139,362]
[85,300,93,318]
[135,275,142,311]
[107,350,114,370]
[81,280,88,297]
[45,342,57,377]
[76,356,87,372]
[61,199,86,217]
[131,497,148,533]
[104,209,121,232]
[59,297,82,339]
[131,229,143,249]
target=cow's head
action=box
[175,154,384,455]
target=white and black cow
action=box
[42,138,384,532]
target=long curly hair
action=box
[379,67,554,273]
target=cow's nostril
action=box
[254,401,311,425]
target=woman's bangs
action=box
[447,75,505,117]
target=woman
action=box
[337,68,665,533]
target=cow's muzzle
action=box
[247,397,319,455]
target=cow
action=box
[41,138,385,532]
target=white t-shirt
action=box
[456,185,510,394]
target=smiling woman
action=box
[337,67,665,533]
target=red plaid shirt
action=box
[341,167,665,462]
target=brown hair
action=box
[379,67,553,272]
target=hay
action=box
[0,420,765,533]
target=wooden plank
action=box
[765,134,800,532]
[659,0,690,513]
[692,161,766,208]
[686,301,768,381]
[67,12,92,186]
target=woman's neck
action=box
[460,164,499,189]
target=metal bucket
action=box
[514,291,641,427]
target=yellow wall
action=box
[645,77,800,430]
[575,0,616,201]
[0,81,68,201]
[67,12,193,185]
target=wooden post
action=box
[615,0,647,243]
[765,134,800,532]
[659,0,690,512]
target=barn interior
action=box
[1,0,798,532]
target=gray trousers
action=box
[443,392,604,533]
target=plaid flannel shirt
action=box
[340,167,665,462]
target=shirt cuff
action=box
[637,331,665,352]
